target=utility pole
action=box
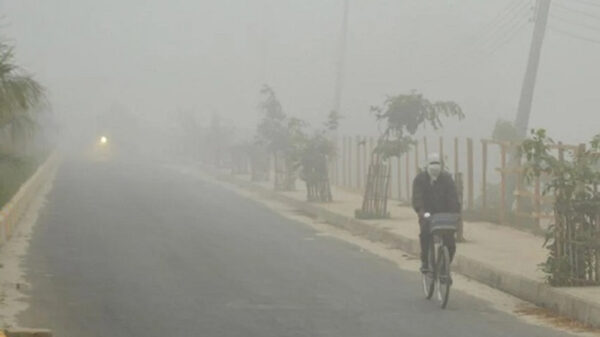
[333,0,349,115]
[505,0,552,211]
[330,0,349,186]
[514,0,551,138]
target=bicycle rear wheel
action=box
[436,246,451,309]
[422,243,435,299]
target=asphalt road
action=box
[18,157,575,336]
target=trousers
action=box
[419,219,456,266]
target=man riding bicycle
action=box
[412,153,461,273]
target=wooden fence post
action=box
[439,136,444,165]
[516,153,523,214]
[481,140,488,210]
[363,136,368,190]
[467,138,474,210]
[397,156,402,200]
[406,150,411,201]
[333,136,339,186]
[534,177,541,228]
[347,136,352,188]
[454,137,459,175]
[349,137,354,189]
[356,135,361,191]
[500,144,507,224]
[342,136,347,187]
[415,140,420,173]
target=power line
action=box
[570,0,600,9]
[553,1,600,21]
[478,0,526,35]
[549,24,600,45]
[420,0,533,85]
[475,0,531,46]
[482,7,532,53]
[550,13,600,33]
[488,18,532,54]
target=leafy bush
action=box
[0,152,40,208]
[521,129,600,286]
[492,119,520,143]
[371,92,464,158]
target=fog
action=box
[4,2,600,334]
[2,0,600,147]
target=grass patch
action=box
[515,304,600,333]
[0,152,44,209]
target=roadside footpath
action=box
[0,153,59,336]
[203,166,600,329]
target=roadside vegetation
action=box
[356,92,464,219]
[521,129,600,285]
[218,85,600,288]
[0,39,46,208]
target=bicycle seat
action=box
[428,213,460,234]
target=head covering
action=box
[426,153,442,182]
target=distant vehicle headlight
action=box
[100,136,108,144]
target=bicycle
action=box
[421,212,460,309]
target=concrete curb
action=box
[0,152,60,246]
[209,169,600,328]
[2,328,52,337]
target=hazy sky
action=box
[2,0,599,144]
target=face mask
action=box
[427,163,441,180]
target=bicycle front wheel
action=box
[436,246,451,309]
[422,242,436,299]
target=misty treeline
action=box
[210,84,466,206]
[0,37,47,207]
[251,85,338,202]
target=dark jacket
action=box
[412,170,461,215]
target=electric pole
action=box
[330,0,349,186]
[333,0,349,115]
[514,0,551,138]
[504,0,552,210]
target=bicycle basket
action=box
[429,213,460,234]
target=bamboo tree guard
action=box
[397,156,402,201]
[304,155,333,202]
[455,172,465,241]
[467,138,474,210]
[551,185,600,286]
[355,152,391,219]
[545,145,600,286]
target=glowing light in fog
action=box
[100,136,108,144]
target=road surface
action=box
[18,157,576,336]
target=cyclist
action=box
[412,153,461,273]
